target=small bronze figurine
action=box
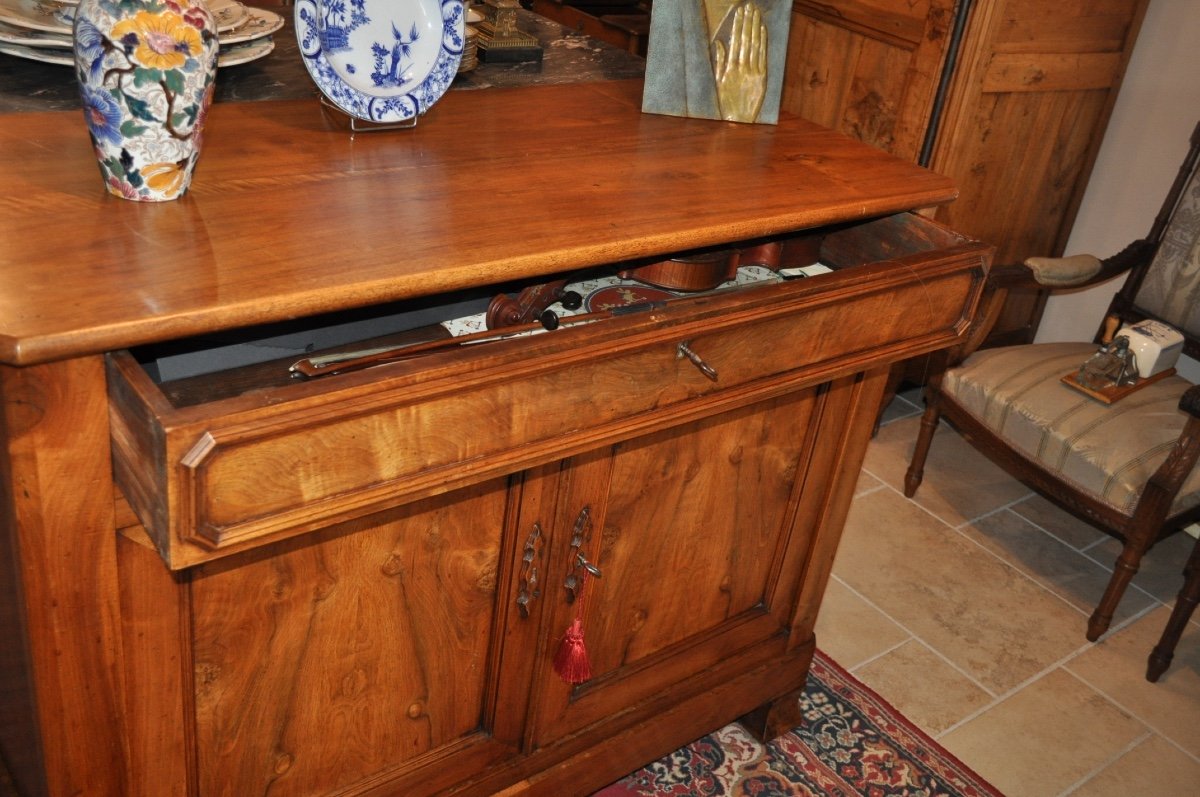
[1077,336,1139,390]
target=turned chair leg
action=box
[1147,535,1200,681]
[904,397,941,498]
[1088,535,1155,641]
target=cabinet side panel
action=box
[117,532,191,797]
[790,368,893,640]
[0,491,45,796]
[0,358,127,796]
[190,480,512,796]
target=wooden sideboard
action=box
[783,0,1148,347]
[0,80,990,796]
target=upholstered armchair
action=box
[904,121,1200,681]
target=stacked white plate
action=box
[0,0,283,68]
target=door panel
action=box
[188,479,522,796]
[783,0,957,160]
[929,0,1148,266]
[530,389,821,744]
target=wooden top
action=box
[0,79,956,366]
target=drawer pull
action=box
[678,341,719,381]
[516,523,543,619]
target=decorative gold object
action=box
[642,0,792,125]
[474,0,540,61]
[705,0,768,122]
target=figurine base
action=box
[474,15,543,63]
[478,44,544,63]
[1061,367,1177,404]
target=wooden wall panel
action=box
[982,52,1123,93]
[783,0,1148,346]
[784,0,956,162]
[929,0,1148,267]
[996,0,1143,48]
[931,90,1113,265]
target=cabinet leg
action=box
[738,686,806,743]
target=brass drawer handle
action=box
[678,341,719,381]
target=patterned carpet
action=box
[596,650,1002,797]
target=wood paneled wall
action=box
[783,0,1149,345]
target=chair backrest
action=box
[1107,121,1200,359]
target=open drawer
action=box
[108,212,991,568]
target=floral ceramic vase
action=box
[73,0,218,201]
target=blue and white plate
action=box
[295,0,465,123]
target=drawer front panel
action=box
[109,225,989,568]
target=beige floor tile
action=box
[896,385,925,406]
[1066,605,1200,758]
[813,577,909,669]
[846,397,1200,794]
[863,417,1032,527]
[834,489,1091,693]
[1009,494,1108,550]
[1071,734,1200,797]
[852,640,992,735]
[939,669,1147,797]
[962,510,1156,627]
[854,469,884,497]
[1089,532,1198,604]
[878,393,923,426]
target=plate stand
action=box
[320,97,419,134]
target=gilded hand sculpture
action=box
[711,2,767,123]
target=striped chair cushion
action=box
[944,341,1200,516]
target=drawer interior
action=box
[131,212,971,410]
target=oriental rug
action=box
[595,650,1002,797]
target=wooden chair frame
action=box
[905,122,1200,655]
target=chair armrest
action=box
[945,238,1156,368]
[1020,239,1156,290]
[1024,254,1102,286]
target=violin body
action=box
[484,231,827,329]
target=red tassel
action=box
[553,617,592,684]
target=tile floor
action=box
[818,390,1200,796]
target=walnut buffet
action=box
[0,80,990,796]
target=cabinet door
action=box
[527,388,826,745]
[188,478,533,797]
[929,0,1148,344]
